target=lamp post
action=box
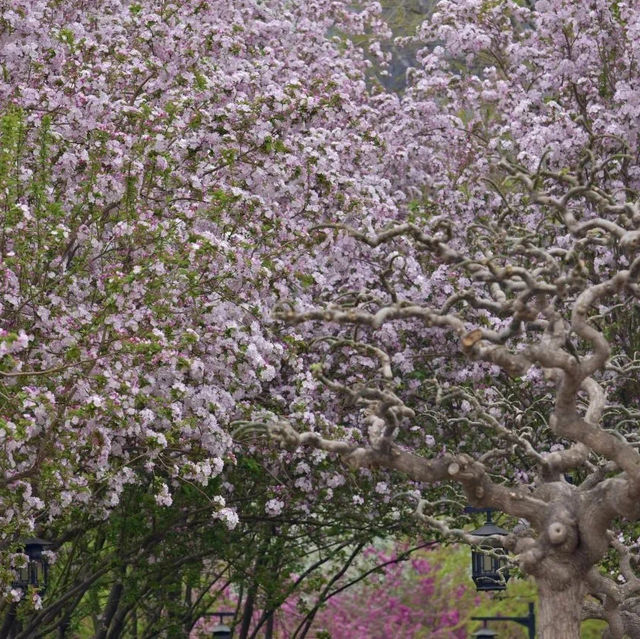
[2,539,53,638]
[464,509,535,637]
[472,602,536,639]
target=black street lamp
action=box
[472,602,536,639]
[472,620,499,638]
[208,611,234,639]
[468,509,510,591]
[12,538,52,593]
[211,623,231,639]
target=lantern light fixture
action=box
[472,621,499,638]
[11,538,52,593]
[469,510,510,592]
[209,611,234,639]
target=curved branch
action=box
[259,418,547,526]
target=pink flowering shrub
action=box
[299,548,467,639]
[190,544,540,639]
[279,545,476,639]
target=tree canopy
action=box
[1,0,640,638]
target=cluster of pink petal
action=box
[307,548,468,639]
[2,0,639,591]
[0,0,414,555]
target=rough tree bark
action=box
[537,578,585,639]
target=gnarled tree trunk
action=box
[537,577,585,639]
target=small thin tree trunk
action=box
[94,580,124,639]
[57,618,70,639]
[0,604,17,639]
[131,609,138,639]
[238,584,257,639]
[265,614,274,639]
[537,577,585,639]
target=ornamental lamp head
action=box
[473,622,499,638]
[12,538,52,593]
[470,511,510,592]
[211,623,232,639]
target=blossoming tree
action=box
[3,0,640,637]
[238,1,640,638]
[0,0,404,617]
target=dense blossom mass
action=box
[0,0,400,531]
[1,0,640,637]
[0,0,409,607]
[256,1,640,638]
